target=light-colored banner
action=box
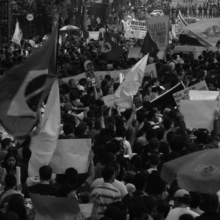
[61,70,130,88]
[89,31,100,40]
[128,47,141,58]
[173,81,208,107]
[145,63,157,78]
[182,18,220,47]
[124,20,147,39]
[103,94,132,109]
[62,72,86,84]
[79,204,94,218]
[50,139,91,174]
[189,90,219,100]
[95,69,130,87]
[146,15,170,49]
[180,100,216,129]
[30,193,80,220]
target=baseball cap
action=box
[173,189,190,198]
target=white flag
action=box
[11,20,23,46]
[115,54,149,98]
[28,79,61,177]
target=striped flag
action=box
[11,19,23,47]
[177,11,188,27]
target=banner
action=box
[189,90,219,100]
[180,100,216,129]
[62,73,86,84]
[94,69,130,87]
[30,193,80,220]
[173,81,208,107]
[62,70,130,88]
[145,63,157,78]
[146,15,170,49]
[103,94,132,109]
[182,18,220,47]
[50,139,91,174]
[124,20,147,39]
[79,204,94,218]
[128,47,141,58]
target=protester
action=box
[1,5,220,220]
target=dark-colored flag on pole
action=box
[141,31,159,58]
[102,31,124,61]
[151,82,185,110]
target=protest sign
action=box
[30,193,80,220]
[128,47,141,58]
[146,16,170,49]
[189,90,219,100]
[124,20,147,39]
[103,94,132,109]
[180,100,216,129]
[151,82,185,110]
[157,50,166,60]
[62,72,86,84]
[79,204,94,218]
[173,81,208,107]
[50,139,91,174]
[89,31,100,40]
[145,63,157,78]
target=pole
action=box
[29,21,32,37]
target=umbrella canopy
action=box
[161,149,220,194]
[60,25,80,32]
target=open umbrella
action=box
[60,25,80,32]
[161,149,220,194]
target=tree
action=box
[12,0,75,26]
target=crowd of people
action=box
[1,15,220,220]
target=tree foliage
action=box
[11,0,74,24]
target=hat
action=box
[173,189,190,198]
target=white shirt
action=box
[91,178,128,198]
[166,207,199,220]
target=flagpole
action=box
[56,15,61,74]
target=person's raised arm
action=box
[125,104,136,129]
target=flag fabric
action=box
[146,15,170,49]
[11,20,23,47]
[115,54,149,98]
[182,18,220,47]
[0,22,59,144]
[150,82,185,110]
[28,79,61,177]
[101,31,124,61]
[141,31,159,58]
[177,11,188,27]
